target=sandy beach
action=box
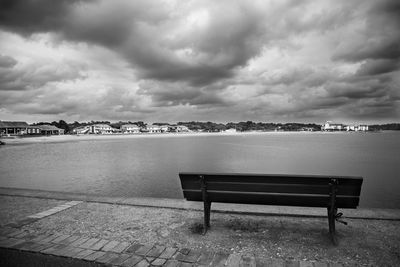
[0,130,361,146]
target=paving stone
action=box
[83,250,106,261]
[126,243,144,253]
[52,246,77,257]
[58,235,81,245]
[226,253,241,267]
[299,261,314,267]
[197,250,215,265]
[121,255,143,267]
[164,260,180,267]
[11,240,33,250]
[108,253,132,266]
[101,240,120,251]
[31,242,56,252]
[0,238,26,248]
[70,236,91,247]
[41,244,68,256]
[240,254,256,267]
[185,250,202,263]
[270,258,285,267]
[146,245,166,258]
[51,245,77,257]
[6,217,37,227]
[159,247,178,259]
[7,229,25,237]
[180,262,194,267]
[13,231,30,239]
[63,247,86,258]
[19,233,37,241]
[51,234,71,244]
[90,239,110,250]
[146,256,156,262]
[73,249,96,259]
[31,234,51,243]
[27,214,45,219]
[210,252,230,266]
[179,247,191,255]
[79,238,100,249]
[286,260,300,267]
[314,262,328,267]
[40,234,64,244]
[152,258,167,266]
[135,244,153,256]
[135,259,150,267]
[109,241,130,253]
[174,251,187,261]
[96,252,121,264]
[328,263,343,267]
[0,227,14,236]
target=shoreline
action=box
[0,130,384,145]
[1,187,399,220]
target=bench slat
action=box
[182,190,360,208]
[180,172,362,186]
[182,181,361,196]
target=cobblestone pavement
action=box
[0,226,342,267]
[0,201,343,267]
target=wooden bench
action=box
[179,172,363,245]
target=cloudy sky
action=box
[0,0,399,124]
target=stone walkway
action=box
[0,200,343,267]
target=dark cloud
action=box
[0,54,17,68]
[0,0,364,87]
[0,59,84,91]
[332,0,400,62]
[356,59,400,76]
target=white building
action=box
[176,125,190,132]
[322,121,344,131]
[121,124,140,134]
[73,126,90,134]
[159,125,170,133]
[147,125,162,133]
[358,125,369,131]
[89,124,115,134]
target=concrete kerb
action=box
[1,187,400,221]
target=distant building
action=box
[121,124,140,134]
[176,125,189,132]
[323,121,369,132]
[72,126,90,134]
[322,121,344,131]
[146,125,162,133]
[159,125,170,133]
[38,125,64,135]
[89,124,115,134]
[224,128,237,133]
[0,121,40,136]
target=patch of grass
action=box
[225,219,265,233]
[189,222,204,234]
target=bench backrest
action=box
[179,173,363,208]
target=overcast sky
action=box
[0,0,399,124]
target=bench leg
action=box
[327,207,338,245]
[203,201,211,235]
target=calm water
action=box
[0,132,399,208]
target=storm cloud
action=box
[0,0,399,123]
